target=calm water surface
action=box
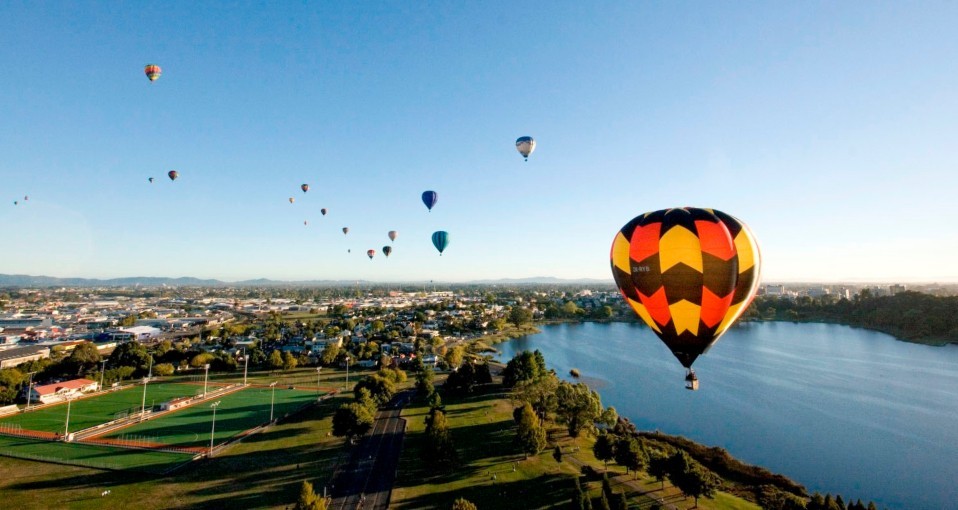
[495,322,958,510]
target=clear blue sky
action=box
[3,2,957,283]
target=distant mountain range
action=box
[0,273,612,288]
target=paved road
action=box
[329,391,411,510]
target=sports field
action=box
[0,382,215,434]
[0,434,193,474]
[101,385,321,449]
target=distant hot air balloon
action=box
[431,231,449,255]
[422,191,438,212]
[342,227,349,235]
[388,230,398,242]
[321,208,328,216]
[168,170,178,181]
[289,197,295,204]
[23,196,28,201]
[144,64,162,82]
[516,136,536,161]
[610,207,761,390]
[148,177,154,183]
[304,220,308,226]
[367,249,376,260]
[301,184,309,193]
[383,245,393,257]
[13,201,18,206]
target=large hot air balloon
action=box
[342,227,349,235]
[388,230,398,242]
[382,245,393,257]
[610,207,761,390]
[431,231,449,255]
[148,177,154,183]
[144,64,162,82]
[516,136,536,161]
[367,249,376,260]
[168,170,178,181]
[321,208,328,216]
[289,197,295,204]
[301,184,309,193]
[422,191,438,212]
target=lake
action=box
[495,321,958,510]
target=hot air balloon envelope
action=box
[422,191,438,211]
[289,197,295,204]
[367,249,376,259]
[168,170,178,181]
[432,231,450,255]
[610,207,761,381]
[301,184,309,193]
[144,64,162,82]
[321,208,328,216]
[516,136,536,160]
[342,227,349,235]
[383,246,393,257]
[388,230,398,242]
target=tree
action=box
[444,345,465,369]
[190,352,215,368]
[320,343,341,366]
[451,498,477,510]
[508,306,533,327]
[353,374,395,405]
[416,366,435,396]
[666,451,719,508]
[592,432,616,468]
[515,402,547,458]
[423,408,457,468]
[283,351,298,371]
[293,480,325,510]
[153,363,175,377]
[614,436,646,477]
[64,342,101,376]
[554,381,614,440]
[268,349,284,372]
[332,402,374,440]
[502,350,546,388]
[108,341,151,375]
[648,452,670,490]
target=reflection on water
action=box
[495,321,958,510]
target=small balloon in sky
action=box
[367,249,376,260]
[382,245,393,257]
[422,190,438,212]
[148,177,154,183]
[168,170,178,181]
[301,184,309,193]
[289,197,295,204]
[321,208,328,216]
[144,64,162,82]
[432,231,449,255]
[388,230,398,242]
[516,136,536,161]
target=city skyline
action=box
[3,3,958,283]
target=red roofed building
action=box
[30,378,99,404]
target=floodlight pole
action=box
[316,367,322,397]
[99,360,107,393]
[269,381,277,422]
[209,400,221,457]
[64,396,73,440]
[140,356,153,422]
[25,371,36,410]
[203,363,210,396]
[243,348,248,385]
[344,356,350,391]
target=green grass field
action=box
[102,386,321,448]
[0,382,214,434]
[0,435,193,474]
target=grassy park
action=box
[0,382,214,434]
[102,385,320,449]
[0,435,193,474]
